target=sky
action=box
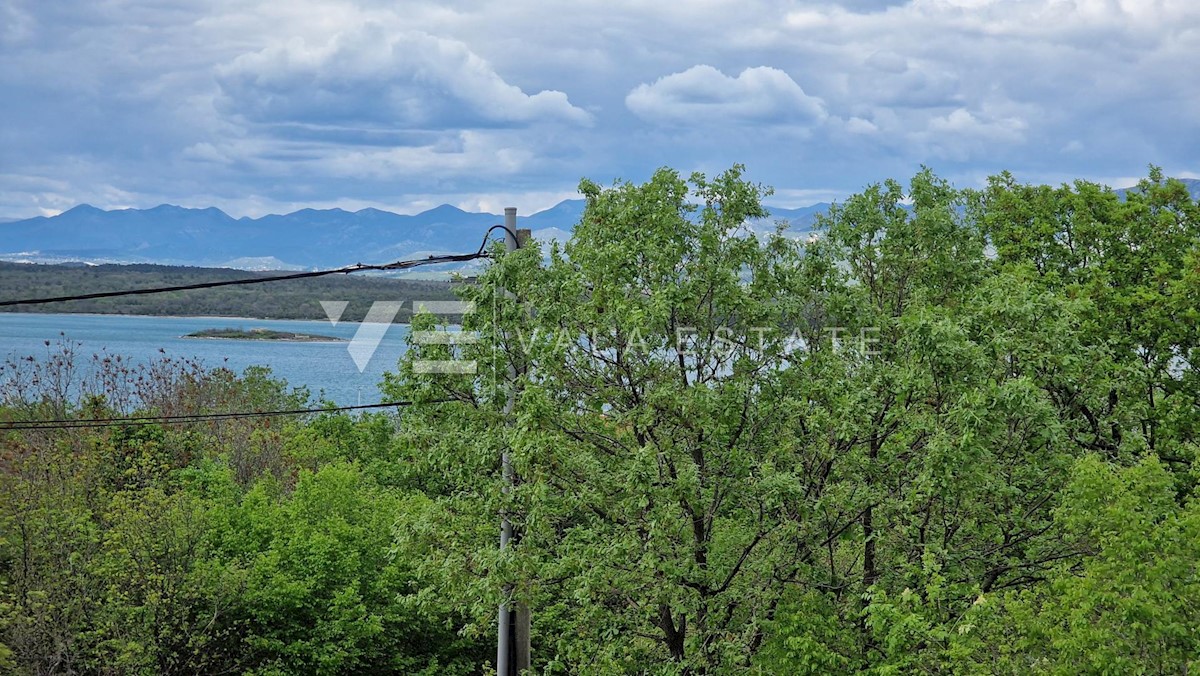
[1,0,1198,219]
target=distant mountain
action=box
[0,199,823,272]
[1114,177,1200,200]
[758,203,830,232]
[3,177,1195,273]
[0,203,548,272]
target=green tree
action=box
[976,169,1200,470]
[962,455,1200,674]
[385,166,1100,673]
[210,462,485,675]
[755,171,1096,673]
[390,166,831,672]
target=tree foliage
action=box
[2,165,1198,674]
[389,165,1200,674]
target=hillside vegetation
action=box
[1,166,1198,674]
[0,262,457,321]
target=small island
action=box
[184,327,346,342]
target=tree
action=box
[961,455,1200,674]
[0,349,488,675]
[209,462,485,675]
[976,169,1200,470]
[385,166,1101,673]
[390,165,838,672]
[753,171,1092,672]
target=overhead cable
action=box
[0,398,457,431]
[0,225,514,308]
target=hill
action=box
[0,199,825,271]
[0,262,459,322]
[5,177,1197,273]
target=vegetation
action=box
[0,263,458,321]
[1,166,1198,674]
[185,327,346,342]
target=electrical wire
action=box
[0,226,513,308]
[0,398,456,431]
[0,257,468,307]
[487,223,521,247]
[0,224,517,431]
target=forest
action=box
[1,166,1198,674]
[0,263,457,322]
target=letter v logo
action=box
[342,301,403,372]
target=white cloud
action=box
[181,130,538,182]
[626,65,826,125]
[215,22,592,133]
[926,108,1025,140]
[768,187,849,207]
[844,117,879,134]
[320,131,535,179]
[452,190,581,216]
[911,107,1029,160]
[1,0,1198,219]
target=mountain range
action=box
[0,200,827,273]
[3,177,1195,274]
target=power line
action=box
[0,224,519,430]
[489,224,521,246]
[0,226,515,308]
[0,256,474,307]
[0,398,456,431]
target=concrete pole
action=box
[497,207,518,675]
[514,226,533,674]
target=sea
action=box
[0,313,412,405]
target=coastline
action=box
[0,310,406,406]
[0,310,412,325]
[182,336,348,344]
[183,330,348,343]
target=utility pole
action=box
[497,208,531,675]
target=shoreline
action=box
[182,335,348,344]
[183,327,348,343]
[0,310,413,325]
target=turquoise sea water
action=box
[0,313,411,405]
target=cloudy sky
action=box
[1,0,1197,219]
